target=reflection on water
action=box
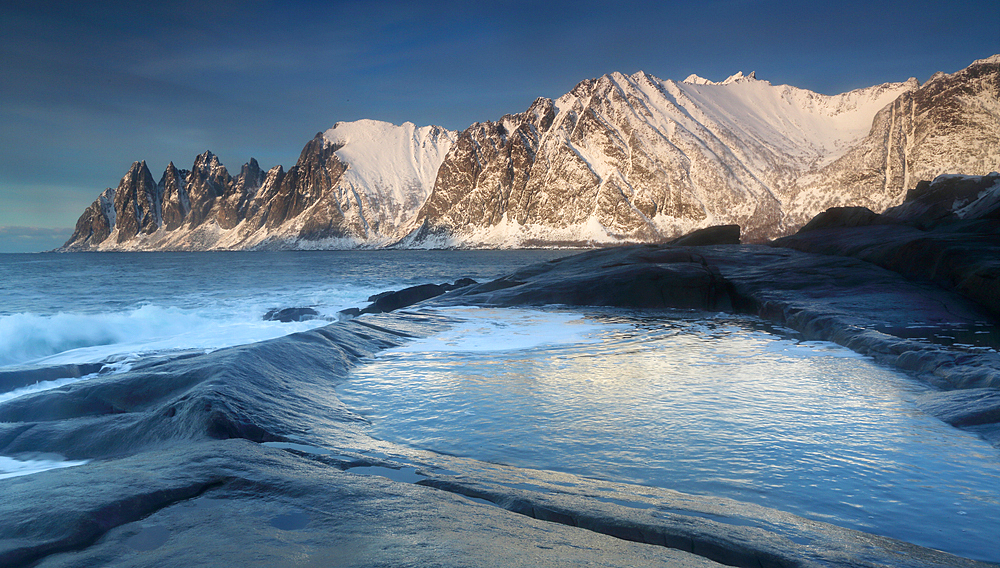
[338,307,1000,562]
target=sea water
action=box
[0,250,566,369]
[338,306,1000,562]
[0,250,567,476]
[2,251,999,562]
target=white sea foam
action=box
[0,304,329,368]
[0,376,92,405]
[386,307,615,353]
[0,455,89,480]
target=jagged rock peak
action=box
[126,160,151,178]
[683,73,712,85]
[159,160,189,231]
[160,161,185,181]
[236,158,264,187]
[243,157,260,172]
[112,159,159,242]
[62,188,117,249]
[682,70,760,85]
[296,132,331,161]
[723,70,756,84]
[192,150,225,171]
[924,53,999,86]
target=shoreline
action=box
[2,307,997,567]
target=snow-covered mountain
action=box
[784,55,1000,228]
[62,120,456,251]
[408,56,998,246]
[62,56,999,251]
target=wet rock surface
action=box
[356,278,478,314]
[0,363,104,393]
[1,313,993,568]
[262,307,320,322]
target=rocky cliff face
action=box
[110,161,159,244]
[66,188,115,248]
[62,57,998,251]
[61,121,456,250]
[784,55,1000,228]
[408,56,998,246]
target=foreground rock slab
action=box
[1,442,727,568]
[2,310,994,567]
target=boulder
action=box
[359,279,479,314]
[796,207,881,232]
[884,173,1000,228]
[668,224,741,246]
[262,307,319,322]
[444,246,734,311]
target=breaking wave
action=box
[0,304,326,368]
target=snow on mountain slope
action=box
[63,57,998,251]
[63,120,456,251]
[785,55,1000,227]
[410,57,996,247]
[323,120,455,226]
[676,72,916,166]
[410,69,919,246]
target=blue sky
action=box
[1,0,997,252]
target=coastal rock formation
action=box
[61,57,998,251]
[1,314,994,568]
[261,307,320,323]
[773,172,1000,315]
[356,278,479,314]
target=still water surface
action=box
[339,306,1000,562]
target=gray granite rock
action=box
[2,312,992,568]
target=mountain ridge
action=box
[61,56,999,251]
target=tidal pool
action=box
[338,307,1000,562]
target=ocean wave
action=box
[0,304,327,368]
[0,455,90,480]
